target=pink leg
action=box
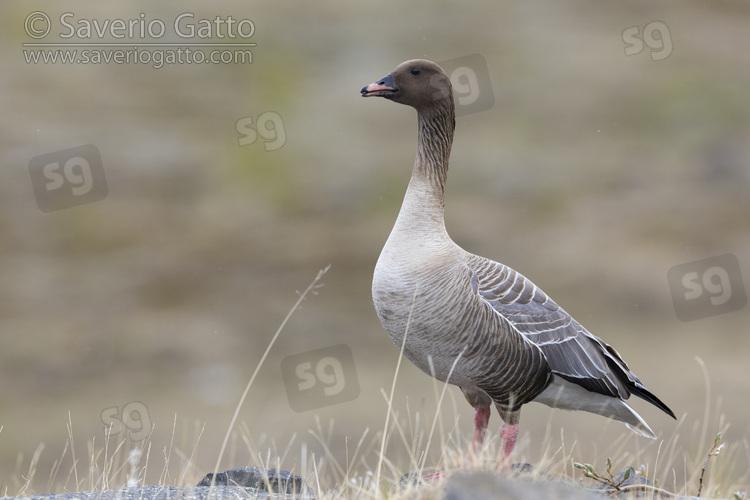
[499,423,519,468]
[424,407,491,479]
[420,470,444,481]
[471,407,491,454]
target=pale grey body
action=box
[364,59,675,441]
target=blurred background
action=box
[2,0,749,495]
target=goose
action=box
[361,59,675,464]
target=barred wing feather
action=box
[468,257,675,418]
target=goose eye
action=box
[410,67,421,75]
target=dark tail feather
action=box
[630,384,676,419]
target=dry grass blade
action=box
[208,264,331,497]
[374,284,418,497]
[697,433,725,497]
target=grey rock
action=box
[6,485,291,500]
[5,468,314,500]
[443,471,602,500]
[197,467,310,496]
[399,463,534,488]
[442,469,709,499]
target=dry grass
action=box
[4,269,748,499]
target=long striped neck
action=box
[394,98,456,235]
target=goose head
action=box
[361,59,453,112]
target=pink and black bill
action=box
[361,73,398,98]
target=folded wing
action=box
[466,256,675,419]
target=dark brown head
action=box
[361,59,453,113]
